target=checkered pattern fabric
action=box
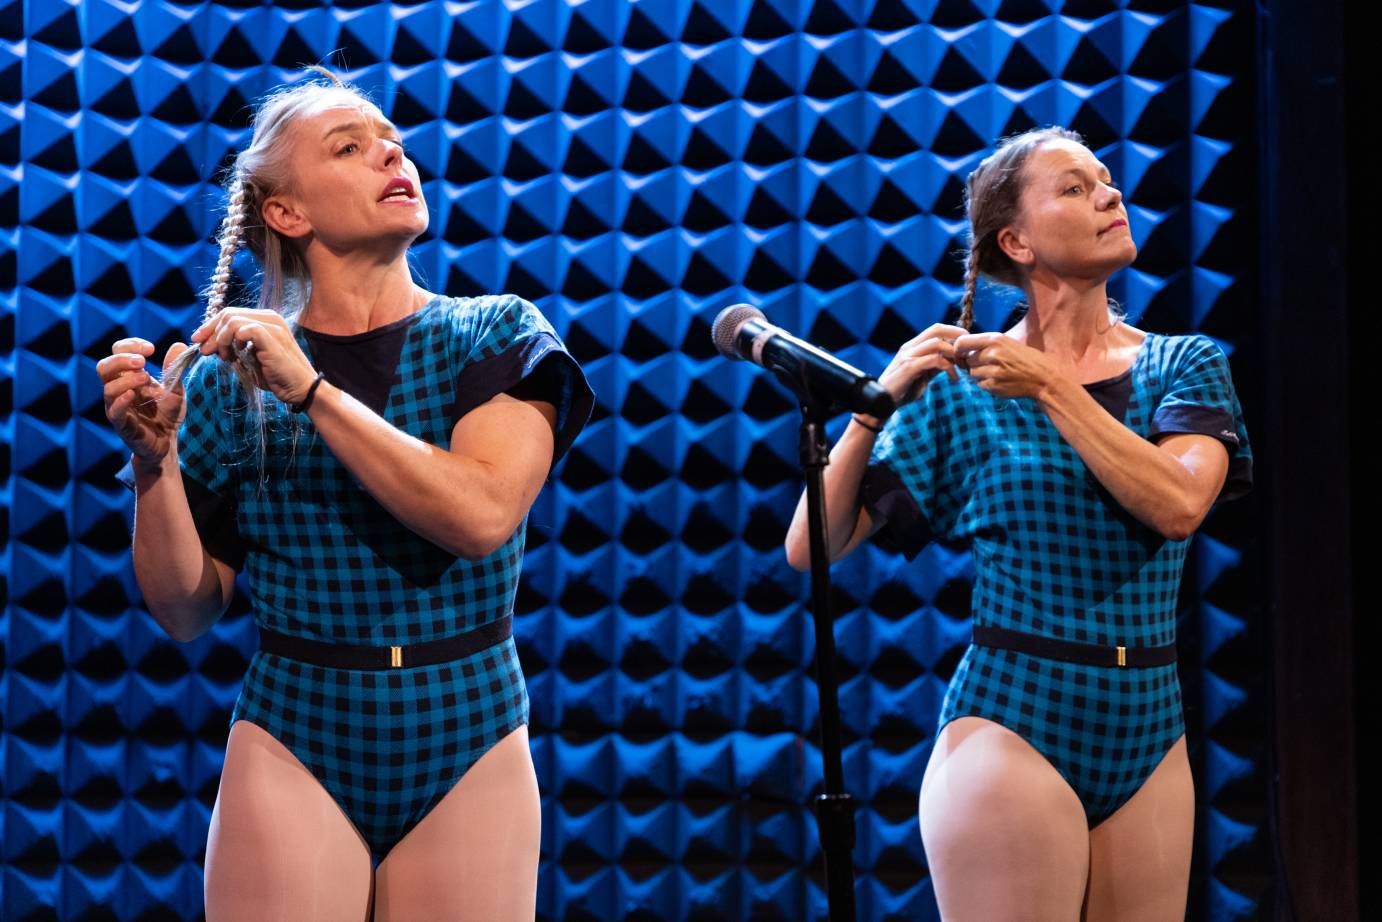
[944,646,1183,824]
[232,642,529,856]
[864,332,1250,824]
[180,293,589,645]
[177,293,588,855]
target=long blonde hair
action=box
[162,66,381,463]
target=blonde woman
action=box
[98,70,591,920]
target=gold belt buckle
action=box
[1116,645,1127,668]
[390,645,403,668]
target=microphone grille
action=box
[711,304,765,360]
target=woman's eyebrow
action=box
[1056,166,1113,185]
[322,121,365,141]
[321,119,399,141]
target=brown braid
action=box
[958,241,981,331]
[958,126,1084,329]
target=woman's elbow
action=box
[784,520,813,572]
[445,507,523,561]
[148,602,219,644]
[1153,501,1208,542]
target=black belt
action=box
[258,615,512,670]
[972,624,1176,669]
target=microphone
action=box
[711,304,895,420]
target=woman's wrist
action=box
[1035,370,1077,413]
[288,370,325,413]
[130,448,177,482]
[851,413,883,434]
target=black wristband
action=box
[290,371,325,414]
[851,414,882,433]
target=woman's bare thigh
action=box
[372,725,541,922]
[1082,735,1193,922]
[919,716,1090,922]
[204,720,373,922]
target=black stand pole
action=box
[798,406,856,922]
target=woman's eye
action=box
[337,143,357,156]
[1066,184,1082,195]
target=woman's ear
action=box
[262,194,311,239]
[996,224,1034,270]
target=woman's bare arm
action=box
[958,333,1229,540]
[305,383,558,559]
[784,420,882,571]
[129,453,238,641]
[784,323,965,571]
[1037,377,1228,540]
[99,339,237,642]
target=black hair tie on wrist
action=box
[852,414,882,433]
[290,371,325,414]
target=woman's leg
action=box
[1081,735,1194,922]
[372,725,541,922]
[919,716,1091,922]
[204,720,374,922]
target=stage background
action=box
[2,0,1283,919]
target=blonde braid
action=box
[162,179,250,389]
[958,242,980,332]
[205,179,249,321]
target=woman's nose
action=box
[375,137,400,170]
[1100,182,1123,209]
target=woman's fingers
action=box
[96,350,148,383]
[892,352,954,394]
[162,342,190,372]
[953,332,1006,367]
[195,308,286,348]
[104,368,152,404]
[111,337,155,357]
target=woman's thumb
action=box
[161,343,195,395]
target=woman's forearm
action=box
[130,453,234,642]
[1037,376,1220,540]
[785,419,880,570]
[304,381,539,559]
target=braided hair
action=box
[159,66,376,471]
[958,126,1084,331]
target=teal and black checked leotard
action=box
[862,332,1251,825]
[171,294,592,857]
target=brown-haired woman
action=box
[97,70,591,920]
[786,127,1251,919]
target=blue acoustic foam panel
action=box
[1,1,1268,920]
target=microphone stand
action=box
[772,367,858,922]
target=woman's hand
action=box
[192,308,318,406]
[868,323,968,423]
[953,332,1060,400]
[98,338,192,466]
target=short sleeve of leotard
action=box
[858,378,967,560]
[114,354,246,569]
[449,294,594,465]
[1148,335,1253,503]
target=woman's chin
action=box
[320,221,428,255]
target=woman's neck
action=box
[297,251,428,335]
[1012,275,1123,361]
